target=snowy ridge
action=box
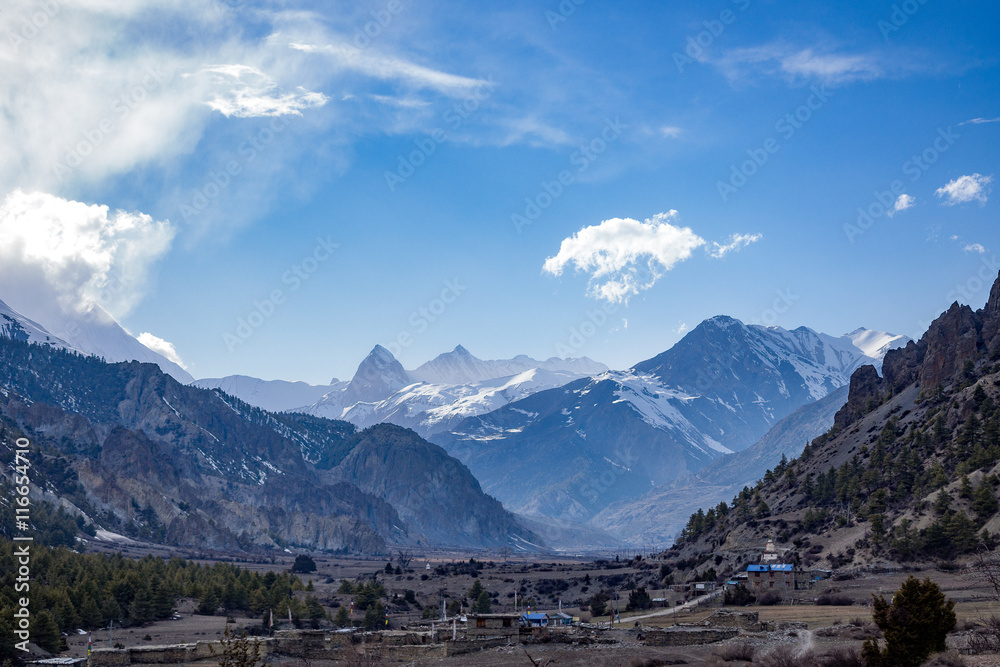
[0,298,76,350]
[410,345,608,385]
[300,345,607,436]
[607,370,733,455]
[433,317,910,524]
[845,327,909,363]
[0,296,193,383]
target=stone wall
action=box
[644,627,739,647]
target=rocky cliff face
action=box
[836,272,1000,431]
[333,424,540,550]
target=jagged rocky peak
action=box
[835,271,1000,430]
[343,344,412,404]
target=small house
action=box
[550,612,573,626]
[466,613,520,639]
[520,612,549,628]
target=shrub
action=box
[820,647,863,667]
[758,592,782,606]
[723,584,756,606]
[756,645,816,667]
[290,555,316,574]
[712,640,756,661]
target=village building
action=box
[520,612,550,628]
[746,563,803,593]
[465,613,520,640]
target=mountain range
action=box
[432,318,907,532]
[0,331,543,553]
[198,344,609,438]
[1,286,916,555]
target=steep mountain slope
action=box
[330,424,540,550]
[434,318,902,524]
[191,375,345,412]
[0,334,540,552]
[303,345,607,437]
[0,295,193,383]
[665,272,1000,576]
[590,384,850,545]
[0,298,75,350]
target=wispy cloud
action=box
[289,42,489,96]
[960,117,1000,125]
[198,65,328,118]
[935,173,992,205]
[543,212,760,303]
[964,243,987,254]
[709,233,763,258]
[660,126,683,138]
[709,43,882,85]
[888,193,915,217]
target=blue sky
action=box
[0,0,998,383]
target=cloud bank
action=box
[0,189,173,320]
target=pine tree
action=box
[34,610,67,653]
[362,601,386,630]
[974,482,1000,522]
[625,587,653,611]
[862,576,956,667]
[468,579,484,600]
[472,591,492,614]
[588,591,608,617]
[934,489,953,516]
[334,606,351,628]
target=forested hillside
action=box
[664,273,1000,578]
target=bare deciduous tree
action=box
[395,550,413,571]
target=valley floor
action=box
[53,541,1000,665]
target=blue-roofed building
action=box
[520,613,549,628]
[746,563,803,594]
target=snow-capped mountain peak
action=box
[343,344,412,404]
[0,296,193,384]
[0,298,75,350]
[844,327,910,361]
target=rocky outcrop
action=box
[835,272,1000,430]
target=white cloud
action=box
[711,44,881,85]
[137,332,187,369]
[198,65,328,118]
[660,126,683,138]
[888,193,915,217]
[964,243,986,254]
[543,212,759,303]
[935,173,992,205]
[0,0,336,196]
[709,233,763,258]
[0,189,173,320]
[960,117,1000,125]
[675,322,689,335]
[289,41,489,96]
[543,212,703,303]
